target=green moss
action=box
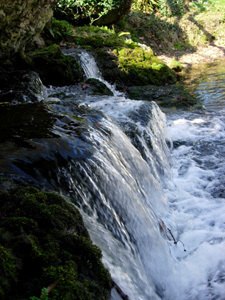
[128,84,198,108]
[113,46,177,86]
[0,245,17,298]
[45,18,74,43]
[0,186,112,300]
[27,45,84,86]
[85,78,113,96]
[72,25,177,87]
[73,25,124,48]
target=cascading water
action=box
[163,69,225,300]
[46,50,225,299]
[46,49,179,299]
[2,49,224,300]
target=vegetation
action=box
[71,25,177,87]
[54,0,132,25]
[0,186,112,300]
[27,44,84,86]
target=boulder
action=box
[127,84,197,108]
[84,78,113,96]
[0,0,58,60]
[27,44,84,86]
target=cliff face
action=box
[0,0,58,59]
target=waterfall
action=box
[48,49,178,299]
[52,101,177,300]
[3,49,224,300]
[63,48,122,96]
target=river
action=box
[1,51,225,300]
[54,52,225,299]
[163,61,225,300]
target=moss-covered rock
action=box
[0,0,58,60]
[112,45,177,86]
[127,84,197,108]
[72,26,177,88]
[85,78,113,96]
[0,186,112,300]
[27,44,84,86]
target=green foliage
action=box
[55,0,123,24]
[0,245,17,298]
[30,288,49,300]
[48,19,73,41]
[132,0,158,13]
[132,0,189,16]
[155,0,188,16]
[131,0,216,16]
[190,0,213,12]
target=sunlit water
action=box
[164,61,225,299]
[47,52,225,299]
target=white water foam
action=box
[164,109,225,299]
[48,49,225,299]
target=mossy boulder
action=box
[0,0,58,60]
[112,46,177,86]
[127,84,197,108]
[94,46,177,88]
[85,78,113,96]
[27,44,84,86]
[72,26,177,88]
[0,186,112,300]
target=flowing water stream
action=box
[48,51,225,299]
[163,64,225,300]
[2,50,224,299]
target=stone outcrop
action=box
[0,0,58,60]
[54,0,132,27]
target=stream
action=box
[1,51,225,300]
[49,51,225,299]
[163,62,225,300]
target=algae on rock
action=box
[0,186,112,300]
[27,44,84,86]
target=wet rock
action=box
[84,78,113,96]
[0,71,47,104]
[27,44,84,86]
[127,84,197,108]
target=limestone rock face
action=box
[0,0,58,59]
